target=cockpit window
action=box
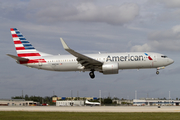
[161,56,167,58]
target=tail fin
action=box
[10,28,51,57]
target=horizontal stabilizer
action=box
[7,54,29,61]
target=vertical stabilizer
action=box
[10,28,51,57]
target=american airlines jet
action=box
[7,28,174,79]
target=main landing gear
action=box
[89,70,95,79]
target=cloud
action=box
[131,43,152,52]
[27,0,139,25]
[131,25,180,52]
[0,0,139,25]
[158,9,180,22]
[147,0,180,22]
[151,0,180,8]
[0,0,28,21]
[149,25,180,40]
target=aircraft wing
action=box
[60,38,103,70]
[7,54,29,61]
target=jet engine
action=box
[102,62,119,74]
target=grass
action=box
[0,112,180,120]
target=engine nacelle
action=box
[102,62,119,74]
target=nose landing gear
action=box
[156,67,165,75]
[89,71,95,79]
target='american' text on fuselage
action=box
[106,54,144,62]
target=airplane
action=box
[7,28,174,79]
[85,100,100,106]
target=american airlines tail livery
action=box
[7,28,174,79]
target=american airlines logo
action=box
[144,53,153,60]
[106,54,144,62]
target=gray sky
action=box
[0,0,179,99]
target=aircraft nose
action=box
[169,58,174,64]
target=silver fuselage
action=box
[21,52,174,72]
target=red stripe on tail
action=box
[16,47,25,50]
[12,34,18,37]
[18,53,41,57]
[14,41,22,44]
[10,28,15,31]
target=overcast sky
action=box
[0,0,180,99]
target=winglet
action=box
[60,38,70,50]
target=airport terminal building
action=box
[0,99,38,106]
[56,100,84,106]
[133,98,180,106]
[53,97,99,106]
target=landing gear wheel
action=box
[156,71,159,75]
[89,71,95,79]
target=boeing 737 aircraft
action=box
[7,28,174,79]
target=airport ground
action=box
[1,106,180,120]
[1,111,180,120]
[1,106,180,112]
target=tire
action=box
[89,72,95,79]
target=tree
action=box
[25,94,29,101]
[104,97,112,104]
[11,95,56,105]
[163,97,167,100]
[113,97,119,100]
[11,96,23,99]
